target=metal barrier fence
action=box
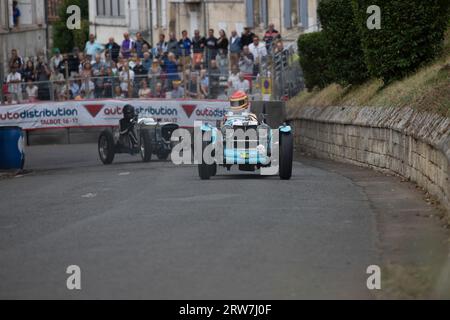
[1,45,304,105]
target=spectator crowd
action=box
[1,24,288,105]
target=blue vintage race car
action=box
[198,110,293,180]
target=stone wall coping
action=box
[290,106,450,163]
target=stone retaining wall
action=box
[290,106,450,212]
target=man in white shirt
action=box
[7,66,22,102]
[232,73,250,94]
[248,36,267,76]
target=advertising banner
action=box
[0,99,230,130]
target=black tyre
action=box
[198,141,214,180]
[98,130,116,165]
[157,151,170,160]
[279,132,293,180]
[140,130,152,162]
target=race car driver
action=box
[119,104,139,148]
[228,90,258,122]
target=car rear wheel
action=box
[279,132,293,180]
[157,151,171,160]
[140,130,152,162]
[98,130,115,165]
[198,141,215,180]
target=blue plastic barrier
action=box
[0,126,25,170]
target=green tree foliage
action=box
[297,32,333,90]
[318,0,369,85]
[352,0,450,83]
[53,0,89,53]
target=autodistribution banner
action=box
[0,99,230,130]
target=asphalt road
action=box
[0,143,446,299]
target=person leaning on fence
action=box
[232,73,250,94]
[152,82,166,99]
[25,80,38,102]
[119,64,134,97]
[200,69,209,98]
[139,80,152,99]
[186,72,200,99]
[170,80,185,99]
[50,68,65,101]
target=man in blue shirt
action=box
[178,30,192,68]
[85,34,104,58]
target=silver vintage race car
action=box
[98,105,179,165]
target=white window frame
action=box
[96,0,125,18]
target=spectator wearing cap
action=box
[85,34,105,58]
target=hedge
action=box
[352,0,450,83]
[318,0,369,85]
[297,32,334,90]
